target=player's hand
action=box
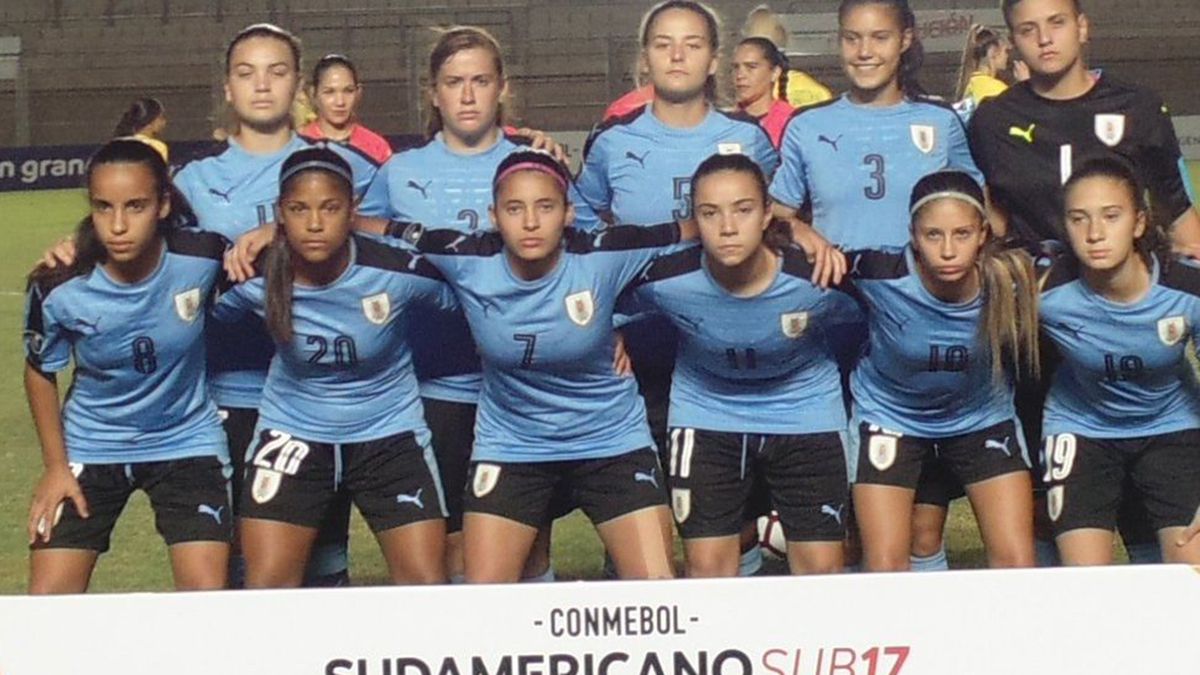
[792,224,845,287]
[39,237,77,269]
[1176,507,1200,548]
[676,217,698,242]
[225,223,276,282]
[613,331,633,378]
[511,127,570,165]
[28,465,87,545]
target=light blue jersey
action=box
[359,132,598,404]
[402,222,682,462]
[212,235,457,444]
[1040,256,1200,437]
[23,231,228,464]
[848,247,1014,437]
[577,106,779,226]
[770,96,983,250]
[622,245,860,434]
[174,134,378,408]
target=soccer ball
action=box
[756,511,787,560]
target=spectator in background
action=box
[113,97,169,162]
[733,37,793,149]
[301,54,393,165]
[743,4,833,109]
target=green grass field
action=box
[9,161,1200,593]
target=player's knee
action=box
[910,526,945,558]
[685,552,738,578]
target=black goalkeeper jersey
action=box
[968,76,1191,245]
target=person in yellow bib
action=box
[955,24,1012,106]
[742,4,833,109]
[113,98,169,163]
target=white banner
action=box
[1,565,1198,674]
[779,9,1005,57]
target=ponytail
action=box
[263,233,295,343]
[955,24,1003,101]
[979,244,1040,383]
[113,97,165,137]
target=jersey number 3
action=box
[863,154,886,201]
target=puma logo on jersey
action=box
[406,180,432,199]
[1008,124,1036,144]
[818,134,842,151]
[985,436,1012,457]
[396,488,424,510]
[444,235,467,253]
[197,504,225,525]
[207,187,233,202]
[625,151,649,168]
[821,503,845,525]
[634,467,658,488]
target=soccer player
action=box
[394,150,695,582]
[24,139,230,593]
[621,153,857,576]
[1039,159,1200,566]
[733,37,794,149]
[213,148,452,587]
[954,25,1012,112]
[576,0,778,576]
[968,0,1200,564]
[847,171,1040,572]
[113,97,169,162]
[301,53,394,165]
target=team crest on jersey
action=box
[362,292,391,325]
[1094,114,1126,147]
[251,468,283,504]
[1046,485,1064,522]
[717,142,743,156]
[1157,315,1187,346]
[780,312,809,339]
[174,288,202,323]
[910,125,936,154]
[472,463,501,498]
[565,290,595,327]
[671,488,692,523]
[867,433,898,471]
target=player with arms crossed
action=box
[621,153,857,576]
[847,171,1040,572]
[25,139,231,593]
[1039,159,1200,566]
[215,148,453,587]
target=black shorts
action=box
[464,448,667,528]
[219,406,258,516]
[913,456,966,508]
[855,419,1031,490]
[422,397,476,534]
[241,428,445,533]
[666,428,847,542]
[1042,429,1200,536]
[31,456,232,553]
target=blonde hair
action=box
[955,24,1004,100]
[978,244,1041,383]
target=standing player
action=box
[968,0,1200,564]
[621,153,857,576]
[354,26,592,583]
[733,37,794,149]
[396,150,695,582]
[113,97,169,162]
[25,139,230,593]
[1040,159,1200,565]
[214,148,452,587]
[576,0,778,576]
[954,25,1012,113]
[847,171,1040,571]
[301,54,393,165]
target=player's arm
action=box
[1169,208,1200,259]
[768,120,845,287]
[771,202,845,288]
[984,184,1009,239]
[24,362,88,544]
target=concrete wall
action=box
[0,0,1197,145]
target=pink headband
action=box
[494,162,568,193]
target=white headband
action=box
[910,191,986,217]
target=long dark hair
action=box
[691,152,792,252]
[426,26,507,138]
[113,98,165,137]
[313,53,359,89]
[738,37,790,102]
[909,171,1039,382]
[264,147,355,343]
[640,0,723,102]
[838,0,926,98]
[28,139,193,290]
